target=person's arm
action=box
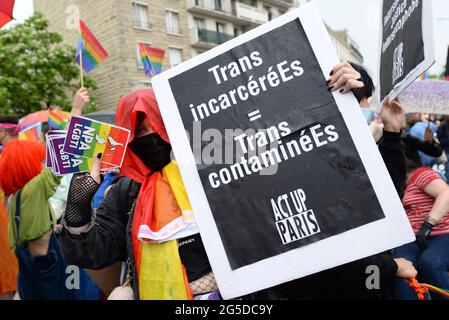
[406,134,443,158]
[26,168,63,199]
[378,131,405,197]
[58,156,135,269]
[437,125,449,147]
[328,63,407,197]
[378,97,406,198]
[326,64,417,281]
[415,177,449,249]
[332,254,416,286]
[425,179,449,222]
[71,87,90,117]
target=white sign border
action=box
[153,2,415,299]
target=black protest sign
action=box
[379,0,435,101]
[169,19,384,270]
[153,4,414,299]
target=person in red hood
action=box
[59,89,216,300]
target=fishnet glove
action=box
[64,173,101,228]
[189,272,218,295]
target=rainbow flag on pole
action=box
[138,42,165,77]
[76,20,108,73]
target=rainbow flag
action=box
[48,110,69,129]
[19,123,42,142]
[138,42,165,77]
[76,20,108,73]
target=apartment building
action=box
[34,0,192,109]
[187,0,296,56]
[34,0,362,110]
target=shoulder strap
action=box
[14,191,22,241]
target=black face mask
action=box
[129,133,172,172]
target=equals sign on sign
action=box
[248,110,262,122]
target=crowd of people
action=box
[0,61,448,301]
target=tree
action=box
[0,13,97,116]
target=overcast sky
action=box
[7,0,449,77]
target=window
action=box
[233,27,242,37]
[264,5,273,21]
[216,22,225,34]
[165,11,180,34]
[194,18,205,40]
[169,48,182,68]
[194,18,205,30]
[215,0,223,11]
[133,2,150,29]
[136,42,151,68]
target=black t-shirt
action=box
[178,233,212,282]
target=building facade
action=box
[187,0,296,57]
[326,26,364,65]
[34,0,363,110]
[34,0,192,110]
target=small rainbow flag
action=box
[19,123,42,142]
[48,110,69,130]
[76,20,109,73]
[138,42,165,77]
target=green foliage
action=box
[0,12,97,117]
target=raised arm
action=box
[58,155,139,269]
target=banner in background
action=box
[378,0,435,102]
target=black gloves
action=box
[64,173,102,228]
[416,220,434,250]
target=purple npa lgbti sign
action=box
[152,3,414,299]
[46,130,117,175]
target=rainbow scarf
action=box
[134,161,195,300]
[76,20,108,73]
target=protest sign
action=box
[63,116,130,167]
[378,0,435,102]
[46,130,116,175]
[152,3,415,299]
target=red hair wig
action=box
[0,140,45,196]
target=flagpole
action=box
[79,44,84,88]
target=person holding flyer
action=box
[58,89,215,300]
[0,88,101,300]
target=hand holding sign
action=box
[394,258,418,279]
[327,61,364,93]
[72,87,90,116]
[381,97,404,133]
[424,127,433,144]
[90,153,102,184]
